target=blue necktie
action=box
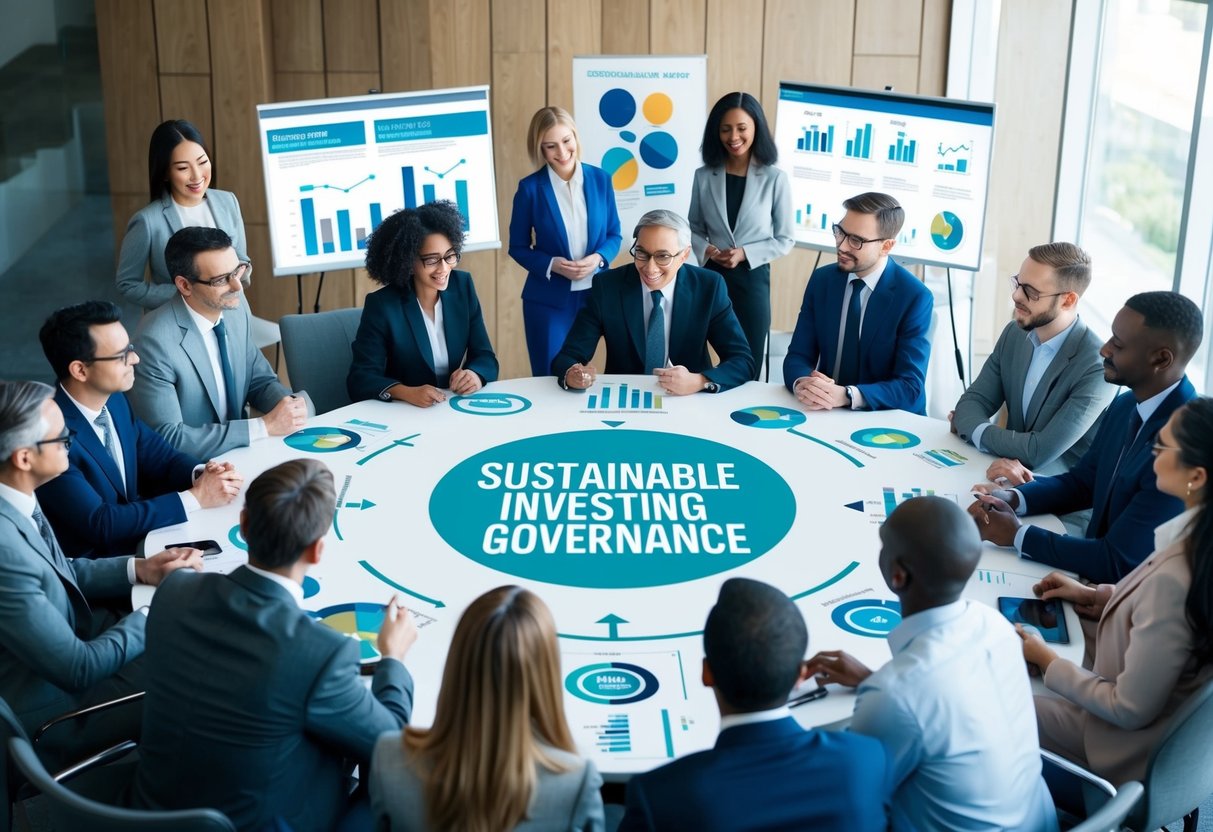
[212,319,241,421]
[837,279,864,385]
[645,290,666,373]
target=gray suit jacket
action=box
[129,294,291,458]
[0,496,142,732]
[687,161,794,269]
[370,732,604,831]
[953,318,1113,474]
[115,189,250,310]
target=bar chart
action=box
[795,203,829,231]
[795,124,835,154]
[300,198,383,256]
[586,383,664,411]
[403,165,471,231]
[936,141,973,173]
[594,714,633,753]
[844,122,873,159]
[887,131,917,165]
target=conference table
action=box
[137,374,1081,779]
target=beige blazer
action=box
[1036,535,1213,784]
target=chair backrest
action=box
[280,307,363,414]
[1070,782,1144,832]
[0,698,29,832]
[6,736,236,832]
[1042,749,1117,824]
[1130,677,1213,830]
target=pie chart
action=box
[832,599,902,637]
[602,147,639,190]
[930,211,963,250]
[850,428,921,449]
[311,602,384,662]
[284,426,362,453]
[639,131,677,169]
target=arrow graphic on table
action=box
[356,433,420,466]
[358,560,446,608]
[597,613,628,639]
[344,499,376,510]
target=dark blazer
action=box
[1018,377,1196,583]
[347,271,499,401]
[782,258,933,414]
[508,163,623,310]
[551,263,754,390]
[37,389,200,558]
[618,717,891,832]
[130,566,414,832]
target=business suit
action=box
[688,161,794,379]
[782,258,933,414]
[115,190,250,310]
[131,566,414,832]
[370,734,604,831]
[618,717,891,832]
[953,318,1113,474]
[509,163,623,376]
[1036,522,1213,785]
[1018,377,1196,583]
[347,271,499,402]
[129,294,291,458]
[37,388,200,558]
[551,263,754,391]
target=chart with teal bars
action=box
[257,85,500,276]
[581,382,668,414]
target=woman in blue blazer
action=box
[688,92,793,380]
[508,107,623,376]
[115,120,251,309]
[348,201,498,407]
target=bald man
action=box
[806,497,1057,832]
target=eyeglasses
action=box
[832,223,886,250]
[418,251,460,268]
[34,428,75,451]
[1009,275,1068,304]
[192,261,250,288]
[85,344,138,367]
[630,244,683,267]
[1151,441,1182,456]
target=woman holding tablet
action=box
[509,106,622,376]
[370,586,604,831]
[347,201,498,408]
[687,92,793,380]
[1022,397,1213,784]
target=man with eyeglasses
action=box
[969,291,1202,583]
[0,380,201,763]
[551,209,753,394]
[129,226,308,458]
[951,243,1113,480]
[783,192,933,414]
[34,301,244,559]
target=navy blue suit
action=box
[618,717,891,832]
[551,263,754,391]
[37,389,199,559]
[783,258,933,413]
[1019,377,1196,583]
[347,271,499,402]
[509,164,622,376]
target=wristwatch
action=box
[703,380,720,394]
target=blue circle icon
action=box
[450,393,532,416]
[565,662,659,704]
[302,576,320,598]
[227,524,248,551]
[639,131,678,169]
[599,89,636,128]
[730,406,806,429]
[831,599,902,637]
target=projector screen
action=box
[257,86,500,277]
[773,82,995,271]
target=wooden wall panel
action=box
[705,0,763,103]
[650,0,705,54]
[918,0,950,96]
[602,0,650,54]
[274,72,326,102]
[379,0,433,91]
[429,0,493,88]
[325,72,383,97]
[158,75,213,141]
[548,0,602,107]
[322,0,381,73]
[97,0,160,197]
[271,0,325,72]
[854,0,923,55]
[851,55,920,93]
[153,0,211,73]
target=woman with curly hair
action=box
[347,201,499,407]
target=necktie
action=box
[31,505,67,567]
[1097,407,1146,536]
[94,406,117,464]
[837,279,865,386]
[645,290,666,374]
[212,319,241,422]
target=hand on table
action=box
[563,363,597,390]
[377,595,419,662]
[448,369,482,396]
[1034,571,1107,619]
[794,371,848,410]
[135,547,204,586]
[966,493,1021,546]
[986,458,1034,486]
[190,463,243,508]
[653,366,705,396]
[803,650,873,688]
[947,410,958,435]
[264,395,308,436]
[399,385,447,408]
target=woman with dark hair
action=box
[347,201,498,407]
[115,119,251,309]
[687,92,793,380]
[370,586,604,831]
[1022,396,1213,785]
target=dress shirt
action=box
[641,276,676,368]
[183,301,267,443]
[418,297,450,381]
[832,261,885,380]
[546,162,593,291]
[243,563,304,605]
[173,198,217,229]
[718,705,791,733]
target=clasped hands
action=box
[552,255,601,281]
[793,371,849,410]
[703,245,746,270]
[564,363,707,397]
[965,458,1037,546]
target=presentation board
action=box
[256,87,500,277]
[774,82,995,271]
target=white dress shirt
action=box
[718,705,791,733]
[641,276,676,367]
[183,302,267,442]
[418,297,450,381]
[546,162,593,291]
[174,198,217,229]
[243,563,304,605]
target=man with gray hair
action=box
[0,379,201,762]
[552,209,753,395]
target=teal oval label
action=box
[565,662,659,704]
[429,429,796,589]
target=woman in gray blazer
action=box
[1021,397,1213,785]
[370,586,604,832]
[687,92,793,380]
[115,120,251,309]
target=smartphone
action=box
[166,539,223,557]
[997,596,1070,644]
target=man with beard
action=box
[783,192,933,414]
[969,291,1201,583]
[951,243,1113,478]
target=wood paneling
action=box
[602,0,649,55]
[854,0,923,56]
[650,0,705,54]
[429,0,492,88]
[547,0,601,107]
[271,0,325,72]
[274,72,326,103]
[379,0,432,91]
[322,0,380,73]
[325,72,383,97]
[851,55,920,93]
[705,0,763,103]
[153,0,211,73]
[493,0,546,53]
[918,0,950,96]
[96,0,161,196]
[158,75,213,141]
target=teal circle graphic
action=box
[284,427,361,453]
[931,210,964,250]
[731,405,806,429]
[303,576,320,598]
[309,602,385,662]
[638,131,678,169]
[850,427,921,449]
[450,393,532,416]
[227,524,247,551]
[599,88,636,128]
[430,429,796,589]
[832,599,901,637]
[565,662,659,704]
[620,130,637,142]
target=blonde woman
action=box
[370,586,604,831]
